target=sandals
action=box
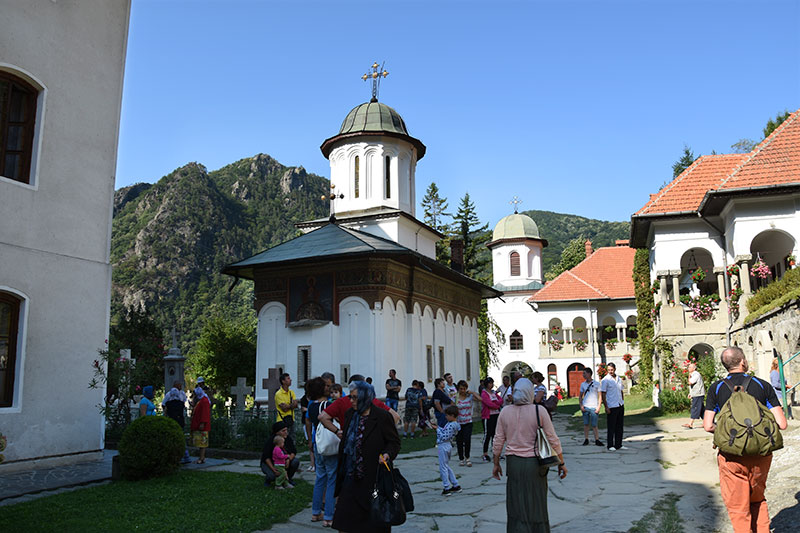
[194,459,205,464]
[466,460,473,467]
[323,521,333,528]
[311,514,323,522]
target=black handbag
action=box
[370,461,407,526]
[392,466,414,512]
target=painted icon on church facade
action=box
[289,274,334,325]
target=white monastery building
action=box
[224,95,497,400]
[631,109,800,380]
[487,212,640,397]
[0,1,130,468]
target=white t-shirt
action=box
[600,375,624,408]
[444,383,457,401]
[579,380,601,409]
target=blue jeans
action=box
[385,398,399,411]
[438,442,458,490]
[312,446,338,520]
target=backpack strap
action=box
[740,375,753,394]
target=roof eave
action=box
[486,237,549,249]
[698,182,800,216]
[629,211,700,248]
[320,131,427,160]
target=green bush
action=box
[118,416,185,480]
[238,417,270,449]
[746,267,800,315]
[660,388,690,414]
[696,355,721,390]
[209,416,233,449]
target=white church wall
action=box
[339,296,374,381]
[723,196,800,260]
[422,306,435,383]
[488,294,542,384]
[434,309,447,377]
[256,302,287,402]
[0,1,130,469]
[650,219,724,274]
[491,242,543,287]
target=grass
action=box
[558,393,689,432]
[744,286,800,323]
[655,459,675,469]
[0,470,312,533]
[399,431,438,453]
[628,492,684,532]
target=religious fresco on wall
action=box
[288,274,334,325]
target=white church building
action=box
[224,94,497,401]
[487,212,640,396]
[0,1,130,468]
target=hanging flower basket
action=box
[622,353,632,363]
[548,338,563,351]
[751,259,771,279]
[550,326,561,336]
[575,339,588,351]
[727,264,740,277]
[574,326,585,334]
[691,268,706,283]
[788,255,796,267]
[605,339,617,351]
[685,295,716,321]
[625,369,634,380]
[597,363,608,379]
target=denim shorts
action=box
[582,407,599,427]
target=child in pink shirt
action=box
[272,436,294,489]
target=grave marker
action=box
[230,377,253,412]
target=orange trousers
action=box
[717,452,773,533]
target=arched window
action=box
[510,330,523,350]
[547,364,557,389]
[0,291,21,407]
[384,155,391,199]
[353,155,360,198]
[510,251,520,276]
[0,71,38,184]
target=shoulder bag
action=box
[535,404,560,467]
[314,401,341,456]
[370,460,407,526]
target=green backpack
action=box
[713,376,783,456]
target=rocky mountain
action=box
[110,155,631,349]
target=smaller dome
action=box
[339,101,409,136]
[492,213,543,242]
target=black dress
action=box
[332,407,401,533]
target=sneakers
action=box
[582,439,589,446]
[617,445,630,450]
[442,488,452,496]
[595,440,604,447]
[287,483,295,489]
[481,455,491,462]
[607,447,617,452]
[449,485,463,494]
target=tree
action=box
[763,111,791,139]
[188,315,256,394]
[545,237,587,280]
[420,182,452,264]
[452,192,490,282]
[109,308,167,393]
[479,301,505,378]
[671,145,696,178]
[730,138,757,154]
[633,248,654,385]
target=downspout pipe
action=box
[697,214,732,346]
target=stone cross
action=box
[262,368,282,416]
[230,377,252,412]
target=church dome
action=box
[320,100,426,159]
[492,213,543,242]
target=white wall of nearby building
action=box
[0,0,130,468]
[336,216,438,260]
[255,296,480,402]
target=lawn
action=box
[0,470,312,533]
[556,393,689,432]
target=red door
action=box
[568,371,584,397]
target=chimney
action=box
[585,239,593,259]
[615,239,630,247]
[450,239,464,273]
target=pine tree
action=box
[545,236,587,280]
[671,145,696,178]
[420,182,452,264]
[453,192,490,282]
[763,111,791,139]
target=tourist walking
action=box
[480,377,503,462]
[190,382,211,464]
[704,347,787,533]
[261,420,300,486]
[403,380,422,437]
[275,373,298,446]
[492,378,567,533]
[319,374,398,432]
[433,377,453,427]
[683,362,705,429]
[332,380,401,533]
[139,385,156,417]
[431,405,462,495]
[769,358,790,405]
[455,380,481,466]
[385,369,401,411]
[307,377,337,526]
[579,368,603,447]
[601,363,626,451]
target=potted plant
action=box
[622,353,632,363]
[751,259,771,279]
[597,363,608,379]
[548,338,563,351]
[727,264,740,276]
[625,369,634,380]
[550,325,561,336]
[651,280,661,295]
[575,339,587,351]
[691,268,706,283]
[574,326,585,334]
[788,255,796,267]
[605,339,617,351]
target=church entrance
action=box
[567,362,586,397]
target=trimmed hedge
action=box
[745,267,800,322]
[118,415,185,480]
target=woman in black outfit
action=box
[332,380,401,533]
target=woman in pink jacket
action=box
[480,377,504,462]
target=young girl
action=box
[455,380,481,467]
[330,383,343,400]
[272,435,294,490]
[480,377,503,462]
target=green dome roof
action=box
[320,100,426,159]
[492,213,543,242]
[339,101,409,136]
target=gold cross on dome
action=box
[362,61,388,102]
[509,196,523,214]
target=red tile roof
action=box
[635,109,800,216]
[530,245,636,303]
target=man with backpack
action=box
[704,347,787,533]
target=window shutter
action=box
[510,252,520,276]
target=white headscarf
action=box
[512,378,535,405]
[162,386,187,405]
[194,386,209,404]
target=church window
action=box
[0,71,38,184]
[465,349,471,381]
[0,292,21,407]
[547,364,557,389]
[510,330,523,350]
[438,346,445,376]
[426,346,433,382]
[340,364,350,385]
[384,156,391,199]
[510,252,521,277]
[297,346,311,386]
[354,156,360,198]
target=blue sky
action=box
[116,0,800,227]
